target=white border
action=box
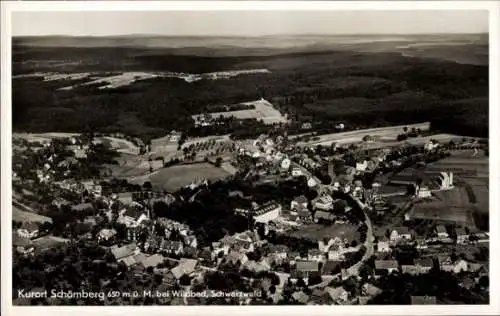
[1,1,499,316]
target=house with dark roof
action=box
[410,295,437,305]
[291,195,308,210]
[291,291,310,304]
[118,204,149,228]
[308,249,325,262]
[268,244,289,261]
[160,240,183,255]
[98,228,117,242]
[314,210,335,223]
[325,286,349,304]
[171,258,199,279]
[362,283,382,297]
[321,260,342,275]
[414,258,434,273]
[436,225,448,239]
[111,243,140,261]
[225,250,248,266]
[374,260,399,275]
[72,202,94,212]
[296,260,320,273]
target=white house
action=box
[390,227,412,242]
[17,222,39,239]
[253,203,282,224]
[291,195,308,211]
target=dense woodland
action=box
[13,46,489,139]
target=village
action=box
[11,120,489,305]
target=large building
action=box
[236,202,282,224]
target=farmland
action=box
[191,99,288,125]
[296,122,431,146]
[13,204,53,223]
[130,162,232,191]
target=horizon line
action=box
[13,32,489,38]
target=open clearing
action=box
[191,99,288,125]
[13,205,52,223]
[297,122,430,146]
[131,163,231,191]
[288,223,360,243]
[429,150,489,213]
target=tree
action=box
[214,157,223,168]
[179,274,192,286]
[143,181,153,191]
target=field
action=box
[191,99,287,125]
[130,163,231,191]
[428,150,489,214]
[13,205,53,223]
[297,122,431,146]
[288,223,360,243]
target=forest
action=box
[13,45,489,139]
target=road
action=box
[309,194,374,289]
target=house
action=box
[459,277,476,290]
[374,185,408,198]
[308,249,325,262]
[438,256,468,273]
[111,243,140,262]
[376,236,391,253]
[410,296,437,305]
[118,204,149,228]
[116,192,133,205]
[296,260,320,275]
[268,244,289,261]
[374,260,399,275]
[309,288,332,305]
[139,254,164,269]
[170,258,199,279]
[314,210,335,223]
[183,235,198,248]
[160,240,184,255]
[297,209,312,222]
[252,202,282,224]
[321,260,342,275]
[289,270,309,285]
[436,225,448,239]
[13,234,35,256]
[362,283,382,297]
[212,241,230,257]
[327,244,346,261]
[71,202,94,212]
[291,195,308,210]
[225,250,248,266]
[414,258,434,273]
[325,286,349,304]
[97,228,117,242]
[390,227,412,242]
[291,291,310,304]
[453,259,469,273]
[17,222,39,239]
[288,251,302,265]
[318,238,335,253]
[456,227,469,244]
[313,194,334,211]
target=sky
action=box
[12,10,489,36]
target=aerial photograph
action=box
[9,9,490,306]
